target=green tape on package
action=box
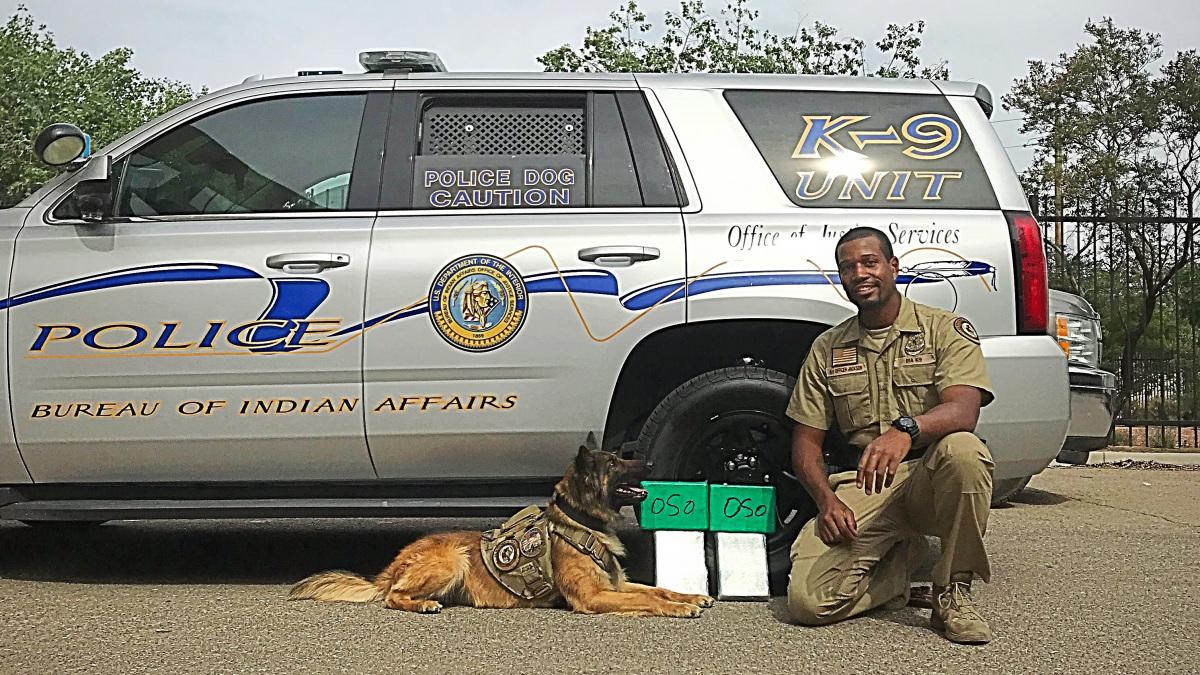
[638,481,708,530]
[708,484,776,534]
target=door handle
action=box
[265,253,350,274]
[577,246,661,267]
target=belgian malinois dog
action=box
[289,443,714,618]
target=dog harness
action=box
[480,505,556,600]
[548,496,620,585]
[480,502,622,600]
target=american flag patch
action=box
[831,346,858,367]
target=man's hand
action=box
[816,496,858,545]
[857,428,912,495]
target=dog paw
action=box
[416,601,443,614]
[664,602,703,619]
[677,594,714,608]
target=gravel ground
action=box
[1091,458,1200,471]
[1,466,1197,675]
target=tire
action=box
[1056,449,1090,465]
[635,366,816,595]
[989,475,1032,506]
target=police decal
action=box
[429,254,528,352]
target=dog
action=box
[289,443,715,618]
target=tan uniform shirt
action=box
[786,298,993,451]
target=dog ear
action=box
[574,446,598,488]
[584,431,599,452]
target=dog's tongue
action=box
[615,484,648,503]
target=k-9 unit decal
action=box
[723,91,999,209]
[791,114,961,162]
[791,113,964,203]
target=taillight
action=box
[1007,211,1049,334]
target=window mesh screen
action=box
[421,107,584,156]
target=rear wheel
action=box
[1056,449,1090,465]
[635,366,816,595]
[989,475,1032,506]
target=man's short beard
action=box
[850,287,897,311]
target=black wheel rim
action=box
[668,408,816,559]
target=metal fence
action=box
[1031,194,1200,449]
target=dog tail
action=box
[289,571,386,603]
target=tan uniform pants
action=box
[787,431,994,626]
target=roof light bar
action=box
[359,50,447,73]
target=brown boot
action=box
[931,573,994,644]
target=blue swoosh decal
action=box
[0,262,261,310]
[621,263,995,311]
[340,270,619,338]
[6,258,995,345]
[249,278,333,352]
[525,270,618,296]
[332,303,429,338]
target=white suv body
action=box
[0,71,1069,580]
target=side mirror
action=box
[56,156,114,223]
[33,123,91,167]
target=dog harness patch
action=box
[480,505,555,600]
[492,540,520,572]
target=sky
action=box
[7,0,1200,170]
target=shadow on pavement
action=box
[0,519,482,585]
[1008,488,1070,506]
[0,518,660,587]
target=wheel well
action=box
[603,320,827,452]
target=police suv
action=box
[0,51,1069,585]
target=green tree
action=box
[538,0,948,78]
[0,6,200,206]
[1005,19,1200,419]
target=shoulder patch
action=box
[952,317,980,344]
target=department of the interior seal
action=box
[429,254,528,352]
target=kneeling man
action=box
[786,226,995,644]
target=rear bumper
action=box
[976,336,1071,480]
[1065,367,1116,449]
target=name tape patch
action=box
[894,354,936,367]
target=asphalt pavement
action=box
[1,466,1197,674]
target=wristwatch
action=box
[891,416,920,441]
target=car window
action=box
[724,90,998,210]
[116,94,367,216]
[407,91,678,210]
[412,93,587,210]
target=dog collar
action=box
[550,493,609,532]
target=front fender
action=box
[0,207,32,483]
